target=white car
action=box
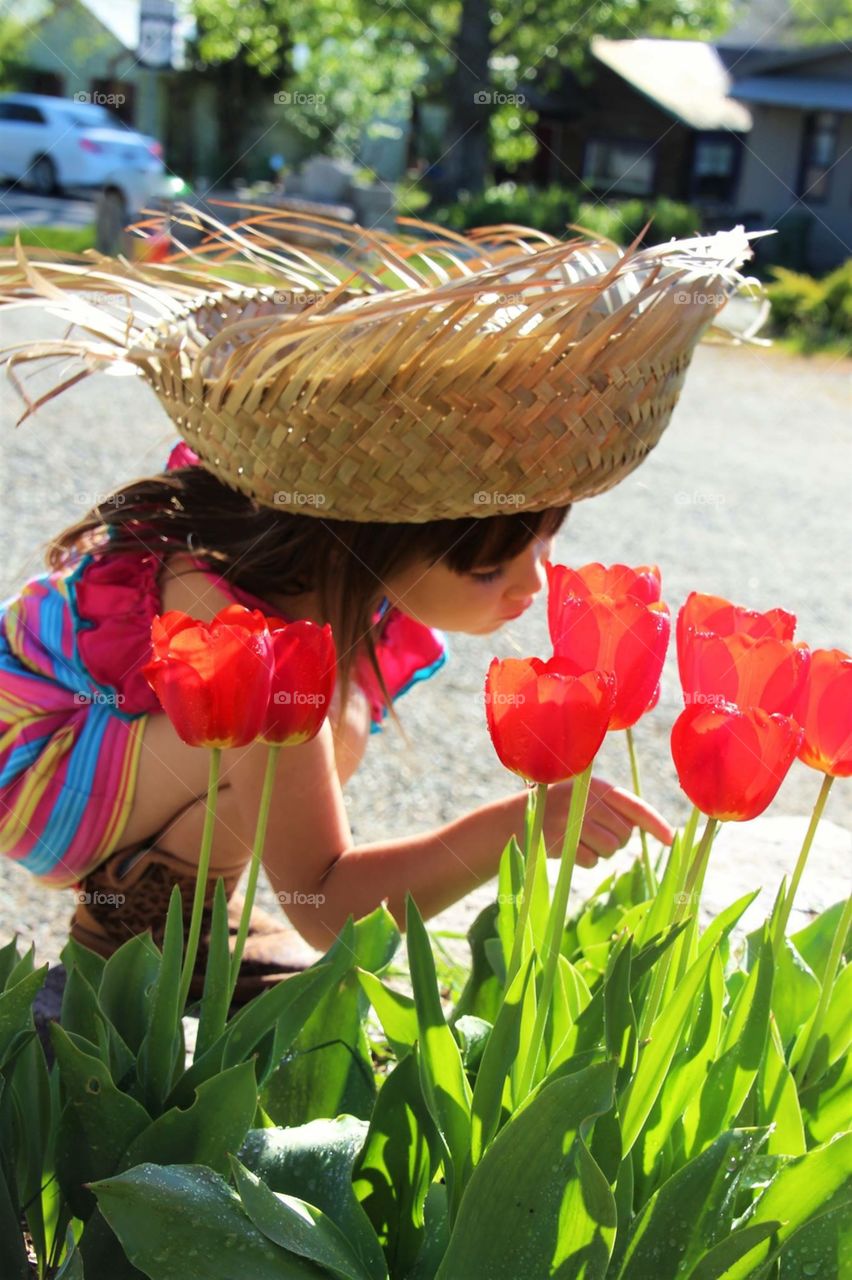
[0,93,164,196]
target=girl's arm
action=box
[227,721,673,952]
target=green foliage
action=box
[430,183,703,244]
[0,228,97,254]
[765,260,852,351]
[3,826,851,1276]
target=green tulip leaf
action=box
[800,1051,852,1145]
[117,1060,257,1176]
[96,934,161,1057]
[405,895,472,1220]
[231,1157,377,1280]
[352,1051,443,1279]
[756,1017,806,1156]
[604,937,638,1086]
[91,1163,327,1278]
[356,970,418,1060]
[636,948,725,1188]
[0,1160,29,1280]
[682,932,774,1159]
[616,1127,771,1278]
[451,901,503,1025]
[469,951,535,1170]
[435,1062,616,1280]
[194,878,232,1059]
[51,1025,150,1217]
[620,943,717,1156]
[712,1132,852,1279]
[697,891,760,963]
[239,1116,386,1280]
[60,937,106,991]
[262,909,397,1127]
[0,964,48,1066]
[136,887,185,1114]
[771,939,820,1049]
[791,900,851,982]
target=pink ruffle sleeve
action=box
[71,551,163,716]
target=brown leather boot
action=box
[69,841,322,1005]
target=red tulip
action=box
[262,619,337,746]
[679,631,811,717]
[794,648,852,777]
[546,560,662,607]
[670,700,803,821]
[677,591,796,648]
[143,605,273,748]
[485,657,615,784]
[548,593,670,731]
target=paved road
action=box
[0,305,850,963]
[0,184,96,232]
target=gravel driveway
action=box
[1,307,850,967]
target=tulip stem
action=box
[773,774,834,959]
[229,744,281,1000]
[795,887,852,1087]
[626,726,657,893]
[505,783,548,992]
[516,764,593,1102]
[638,815,718,1039]
[179,746,220,1011]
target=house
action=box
[522,36,852,273]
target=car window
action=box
[0,103,45,124]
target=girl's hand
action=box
[539,776,675,869]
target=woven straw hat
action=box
[0,201,774,523]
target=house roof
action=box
[590,37,753,132]
[731,76,852,113]
[15,0,192,54]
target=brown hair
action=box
[48,465,571,739]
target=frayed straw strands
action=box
[0,201,775,522]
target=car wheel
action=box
[95,188,129,255]
[29,155,58,196]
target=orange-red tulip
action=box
[548,593,670,731]
[794,648,852,777]
[143,605,273,748]
[485,657,615,784]
[679,631,811,717]
[262,619,337,746]
[677,591,796,647]
[546,560,662,607]
[670,700,803,821]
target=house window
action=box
[582,137,655,196]
[797,111,838,202]
[692,135,739,202]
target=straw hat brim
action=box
[0,201,774,522]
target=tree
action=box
[789,0,852,41]
[190,0,731,198]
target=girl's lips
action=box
[501,603,531,621]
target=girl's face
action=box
[384,533,556,634]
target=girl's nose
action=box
[506,546,548,603]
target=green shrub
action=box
[765,259,852,349]
[0,224,96,253]
[430,184,702,246]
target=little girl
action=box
[0,205,755,995]
[0,443,671,993]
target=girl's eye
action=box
[471,568,503,583]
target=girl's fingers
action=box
[584,795,633,847]
[588,779,675,845]
[576,842,600,869]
